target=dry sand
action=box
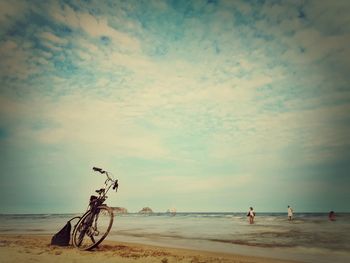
[0,234,301,263]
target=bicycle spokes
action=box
[72,206,114,250]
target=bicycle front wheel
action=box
[72,206,114,250]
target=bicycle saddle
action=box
[95,188,105,194]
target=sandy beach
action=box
[0,234,301,263]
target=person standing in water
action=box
[329,211,336,221]
[247,207,255,224]
[287,205,294,221]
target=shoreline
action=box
[0,234,300,263]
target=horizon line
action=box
[1,211,349,215]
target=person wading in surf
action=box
[247,207,255,224]
[287,205,294,221]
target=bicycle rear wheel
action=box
[72,205,114,250]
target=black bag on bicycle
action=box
[51,216,80,246]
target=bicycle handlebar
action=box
[93,167,105,174]
[92,167,118,192]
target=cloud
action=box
[50,3,140,51]
[303,0,350,35]
[0,1,29,33]
[0,94,170,160]
[0,40,38,80]
[40,31,68,45]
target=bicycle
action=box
[72,167,119,250]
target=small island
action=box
[138,207,153,214]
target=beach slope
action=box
[0,235,300,263]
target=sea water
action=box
[1,212,349,263]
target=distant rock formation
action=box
[112,207,128,214]
[138,207,153,214]
[166,208,176,216]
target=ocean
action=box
[1,212,349,263]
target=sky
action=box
[0,0,350,214]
